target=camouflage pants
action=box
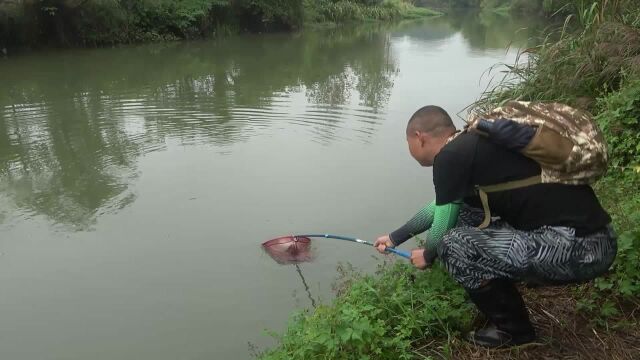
[437,206,617,290]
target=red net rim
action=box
[262,236,311,248]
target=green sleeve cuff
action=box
[424,202,460,263]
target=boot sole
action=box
[467,331,537,348]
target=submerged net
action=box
[262,236,314,264]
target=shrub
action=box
[261,262,473,359]
[595,80,640,168]
[579,170,640,323]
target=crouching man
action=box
[375,105,617,347]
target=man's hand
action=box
[411,248,428,270]
[374,235,394,254]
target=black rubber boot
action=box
[466,279,536,348]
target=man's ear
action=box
[417,131,428,147]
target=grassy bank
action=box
[0,0,438,50]
[259,262,474,359]
[419,0,625,18]
[259,1,640,359]
[304,0,441,25]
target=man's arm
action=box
[389,200,436,246]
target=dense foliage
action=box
[0,0,435,49]
[260,263,473,359]
[0,0,304,47]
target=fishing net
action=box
[262,236,314,264]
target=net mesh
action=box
[262,236,314,264]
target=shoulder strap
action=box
[445,130,462,145]
[476,175,542,229]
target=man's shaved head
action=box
[406,105,455,136]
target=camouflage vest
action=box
[465,101,608,228]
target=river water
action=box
[0,13,540,360]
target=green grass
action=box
[304,0,441,25]
[578,167,640,324]
[489,5,512,15]
[403,6,443,19]
[259,262,473,359]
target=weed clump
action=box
[261,262,473,360]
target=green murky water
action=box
[0,13,541,360]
